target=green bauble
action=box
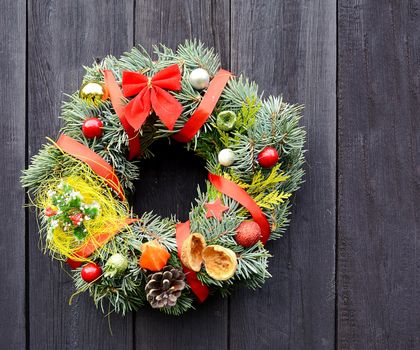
[216,111,237,131]
[104,253,128,278]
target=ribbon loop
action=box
[103,70,141,160]
[152,64,182,89]
[55,134,125,201]
[122,64,183,132]
[122,71,148,95]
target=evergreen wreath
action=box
[22,40,306,316]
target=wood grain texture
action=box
[27,1,134,349]
[134,0,230,67]
[2,0,419,348]
[0,0,26,348]
[132,1,230,349]
[337,1,420,349]
[230,1,336,349]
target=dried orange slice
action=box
[181,233,206,272]
[139,240,170,272]
[202,245,237,281]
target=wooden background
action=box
[1,0,419,349]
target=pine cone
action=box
[145,265,186,308]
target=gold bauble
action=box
[79,81,109,106]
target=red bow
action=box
[122,64,183,131]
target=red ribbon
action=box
[103,70,141,160]
[176,221,210,302]
[55,134,125,201]
[74,218,138,259]
[173,69,232,143]
[122,64,183,131]
[208,173,271,244]
[67,218,138,268]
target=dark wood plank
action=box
[133,1,230,349]
[337,1,420,348]
[27,1,134,349]
[230,1,336,349]
[0,0,26,348]
[134,0,230,68]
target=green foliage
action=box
[22,145,76,193]
[72,228,146,315]
[235,96,260,133]
[234,164,288,194]
[72,213,194,316]
[254,190,290,210]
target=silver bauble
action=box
[189,68,210,90]
[218,148,235,167]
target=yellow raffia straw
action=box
[34,152,132,262]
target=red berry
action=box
[82,117,103,139]
[67,258,82,269]
[69,212,83,226]
[81,262,102,283]
[257,146,279,168]
[45,207,57,217]
[235,220,262,247]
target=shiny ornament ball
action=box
[257,146,279,168]
[218,148,235,167]
[82,117,103,139]
[189,68,210,90]
[79,81,109,106]
[235,220,262,247]
[216,111,237,131]
[104,253,128,278]
[81,262,102,283]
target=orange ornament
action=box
[139,240,170,272]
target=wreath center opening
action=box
[133,139,207,222]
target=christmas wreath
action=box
[22,41,305,316]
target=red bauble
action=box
[67,258,82,269]
[235,220,262,247]
[82,117,103,139]
[81,262,102,282]
[257,146,279,168]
